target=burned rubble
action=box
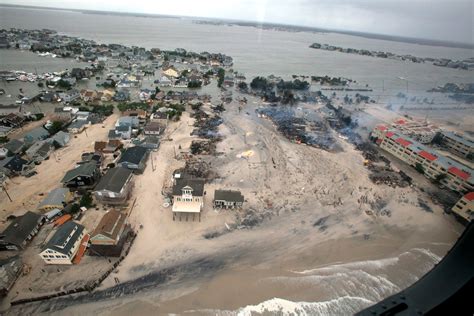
[256,107,341,151]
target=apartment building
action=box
[451,192,473,223]
[441,131,473,160]
[372,125,473,193]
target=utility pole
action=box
[1,185,12,202]
[151,152,155,171]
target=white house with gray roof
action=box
[39,221,86,265]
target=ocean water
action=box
[196,248,442,315]
[0,6,472,89]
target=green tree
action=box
[57,79,72,89]
[217,68,225,88]
[49,121,64,134]
[188,80,202,88]
[237,81,248,91]
[415,163,425,174]
[80,193,93,208]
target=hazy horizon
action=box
[0,0,472,44]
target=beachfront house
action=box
[213,190,244,209]
[89,210,129,257]
[94,167,134,205]
[172,177,205,221]
[0,211,45,251]
[39,221,87,265]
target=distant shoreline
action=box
[1,3,473,50]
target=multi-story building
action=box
[172,177,205,221]
[451,192,474,223]
[372,125,473,193]
[390,117,439,144]
[441,131,473,160]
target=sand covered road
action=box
[0,114,118,219]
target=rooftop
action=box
[43,221,85,255]
[38,188,69,209]
[91,210,127,243]
[0,212,43,248]
[214,190,244,202]
[61,162,98,183]
[118,146,148,165]
[172,178,205,196]
[95,167,133,193]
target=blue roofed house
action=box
[24,127,50,145]
[49,131,70,148]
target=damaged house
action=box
[37,187,73,212]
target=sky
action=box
[1,0,473,43]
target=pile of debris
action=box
[236,208,273,229]
[190,139,220,155]
[367,163,411,187]
[257,107,340,151]
[359,142,412,188]
[191,109,223,139]
[177,157,218,180]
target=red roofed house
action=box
[451,192,474,223]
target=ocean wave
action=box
[260,247,442,303]
[236,296,374,316]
